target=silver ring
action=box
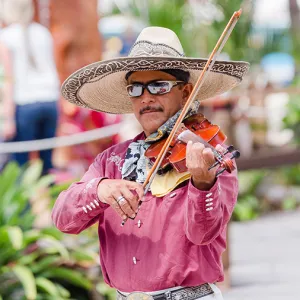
[117,196,125,204]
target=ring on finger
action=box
[116,196,126,205]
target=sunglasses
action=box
[126,80,185,97]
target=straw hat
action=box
[62,26,250,114]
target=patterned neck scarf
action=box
[121,101,200,183]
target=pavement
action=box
[223,210,300,300]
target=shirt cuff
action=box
[188,177,222,216]
[80,177,109,215]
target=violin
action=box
[145,113,240,177]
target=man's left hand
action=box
[186,141,220,190]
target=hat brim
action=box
[62,56,250,114]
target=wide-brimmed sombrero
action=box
[62,26,250,114]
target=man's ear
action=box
[182,83,193,103]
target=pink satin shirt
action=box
[52,133,238,292]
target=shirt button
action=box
[205,198,213,202]
[170,192,177,198]
[133,257,137,264]
[137,220,142,228]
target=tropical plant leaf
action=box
[31,256,60,274]
[36,277,60,296]
[25,174,55,199]
[23,229,41,246]
[96,282,116,300]
[0,227,21,263]
[20,160,43,188]
[0,244,17,266]
[12,265,37,300]
[55,283,71,298]
[7,226,23,250]
[0,189,33,229]
[234,195,259,221]
[41,267,92,290]
[0,162,99,299]
[37,236,69,259]
[0,162,20,201]
[70,249,96,263]
[18,252,40,266]
[35,175,55,190]
[1,189,24,225]
[40,227,63,240]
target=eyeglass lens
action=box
[128,81,172,97]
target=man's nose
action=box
[140,88,156,104]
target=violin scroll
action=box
[214,148,240,177]
[177,130,240,177]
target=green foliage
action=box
[283,94,300,144]
[96,282,116,300]
[234,194,260,221]
[278,165,300,185]
[128,0,196,56]
[146,0,195,56]
[208,0,253,61]
[282,196,297,211]
[233,170,266,221]
[238,169,266,195]
[0,161,96,300]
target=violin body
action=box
[145,113,227,174]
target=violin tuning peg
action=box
[228,145,235,152]
[230,150,240,160]
[223,145,235,155]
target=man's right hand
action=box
[97,179,144,220]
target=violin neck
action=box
[177,130,219,156]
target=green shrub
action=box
[0,161,96,300]
[233,170,266,221]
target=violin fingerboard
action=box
[178,130,213,149]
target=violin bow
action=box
[142,9,242,194]
[121,9,242,225]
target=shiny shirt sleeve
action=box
[51,152,109,234]
[184,169,238,245]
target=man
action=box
[52,27,249,299]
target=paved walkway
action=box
[223,210,300,300]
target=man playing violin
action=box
[52,26,249,300]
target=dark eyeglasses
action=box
[126,80,185,97]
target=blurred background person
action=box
[42,0,122,179]
[0,0,60,174]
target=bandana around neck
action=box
[121,101,200,184]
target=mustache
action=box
[140,106,164,115]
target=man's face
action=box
[127,70,192,136]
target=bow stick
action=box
[122,9,242,225]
